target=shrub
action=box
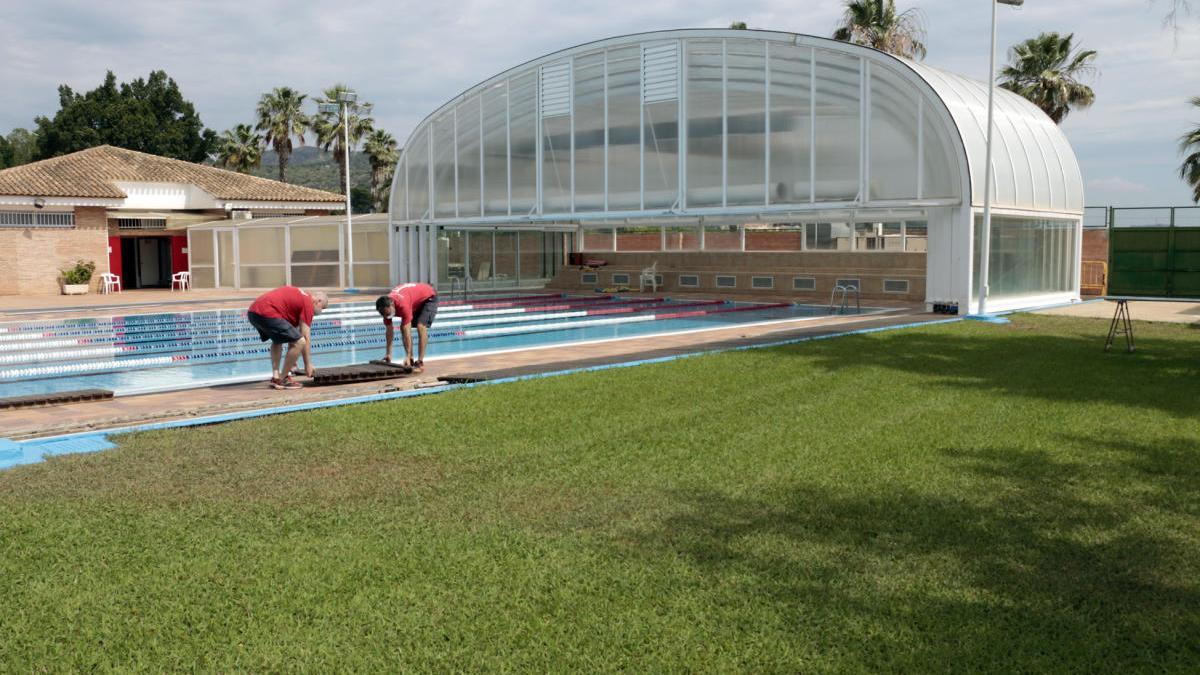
[60,259,96,285]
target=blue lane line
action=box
[0,314,960,471]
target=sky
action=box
[0,0,1197,206]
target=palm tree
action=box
[362,129,399,212]
[1180,97,1200,203]
[311,84,375,196]
[999,32,1098,124]
[215,124,262,173]
[256,87,308,183]
[832,0,926,60]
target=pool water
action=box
[0,294,881,397]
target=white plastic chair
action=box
[639,262,659,292]
[99,272,122,294]
[171,271,191,291]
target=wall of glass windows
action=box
[436,228,569,292]
[579,221,928,253]
[972,215,1077,304]
[187,215,390,290]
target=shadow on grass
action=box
[619,442,1200,671]
[785,318,1200,418]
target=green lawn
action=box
[1,314,1198,671]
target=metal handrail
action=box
[828,284,860,314]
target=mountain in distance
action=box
[250,147,374,194]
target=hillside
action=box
[251,147,374,194]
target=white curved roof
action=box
[391,29,1084,221]
[907,61,1084,213]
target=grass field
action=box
[1,314,1197,671]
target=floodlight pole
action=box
[342,99,354,289]
[979,0,1023,315]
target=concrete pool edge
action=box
[0,314,960,471]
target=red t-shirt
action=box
[248,286,315,327]
[383,283,436,326]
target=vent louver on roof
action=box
[540,62,571,117]
[642,42,679,103]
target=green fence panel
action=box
[1108,222,1200,299]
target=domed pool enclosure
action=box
[388,29,1083,314]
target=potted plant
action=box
[60,260,96,295]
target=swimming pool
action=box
[0,294,884,398]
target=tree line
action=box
[215,85,398,212]
[0,72,399,213]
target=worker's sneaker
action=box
[271,376,302,390]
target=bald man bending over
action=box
[247,286,328,389]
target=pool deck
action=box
[1036,298,1200,324]
[0,297,937,439]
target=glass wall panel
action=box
[814,51,861,201]
[574,52,606,212]
[581,228,614,251]
[217,230,235,289]
[921,107,957,199]
[290,265,339,287]
[869,66,919,200]
[353,264,390,288]
[240,266,286,288]
[904,220,928,252]
[189,229,214,265]
[805,222,853,250]
[616,226,661,251]
[769,45,812,204]
[407,128,429,220]
[350,222,389,262]
[704,224,741,251]
[518,231,544,286]
[726,40,766,206]
[663,224,700,251]
[468,231,494,287]
[432,114,456,218]
[607,47,641,210]
[393,157,407,218]
[972,215,1077,303]
[745,223,803,251]
[439,229,466,285]
[191,266,215,288]
[494,231,518,288]
[854,222,883,250]
[686,40,724,207]
[542,114,571,212]
[643,100,678,209]
[456,96,482,218]
[482,83,509,216]
[290,225,340,263]
[509,73,538,214]
[238,227,285,264]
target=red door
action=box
[108,236,122,280]
[170,235,189,274]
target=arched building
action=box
[389,29,1083,313]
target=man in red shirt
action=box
[247,286,329,389]
[375,282,438,373]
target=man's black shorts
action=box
[247,311,302,344]
[414,295,438,327]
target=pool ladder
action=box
[449,275,469,301]
[828,284,860,315]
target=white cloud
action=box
[1088,176,1152,193]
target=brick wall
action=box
[0,206,110,295]
[1082,228,1108,262]
[550,250,927,303]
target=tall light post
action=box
[978,0,1023,316]
[319,89,358,289]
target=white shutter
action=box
[642,42,679,103]
[540,61,571,117]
